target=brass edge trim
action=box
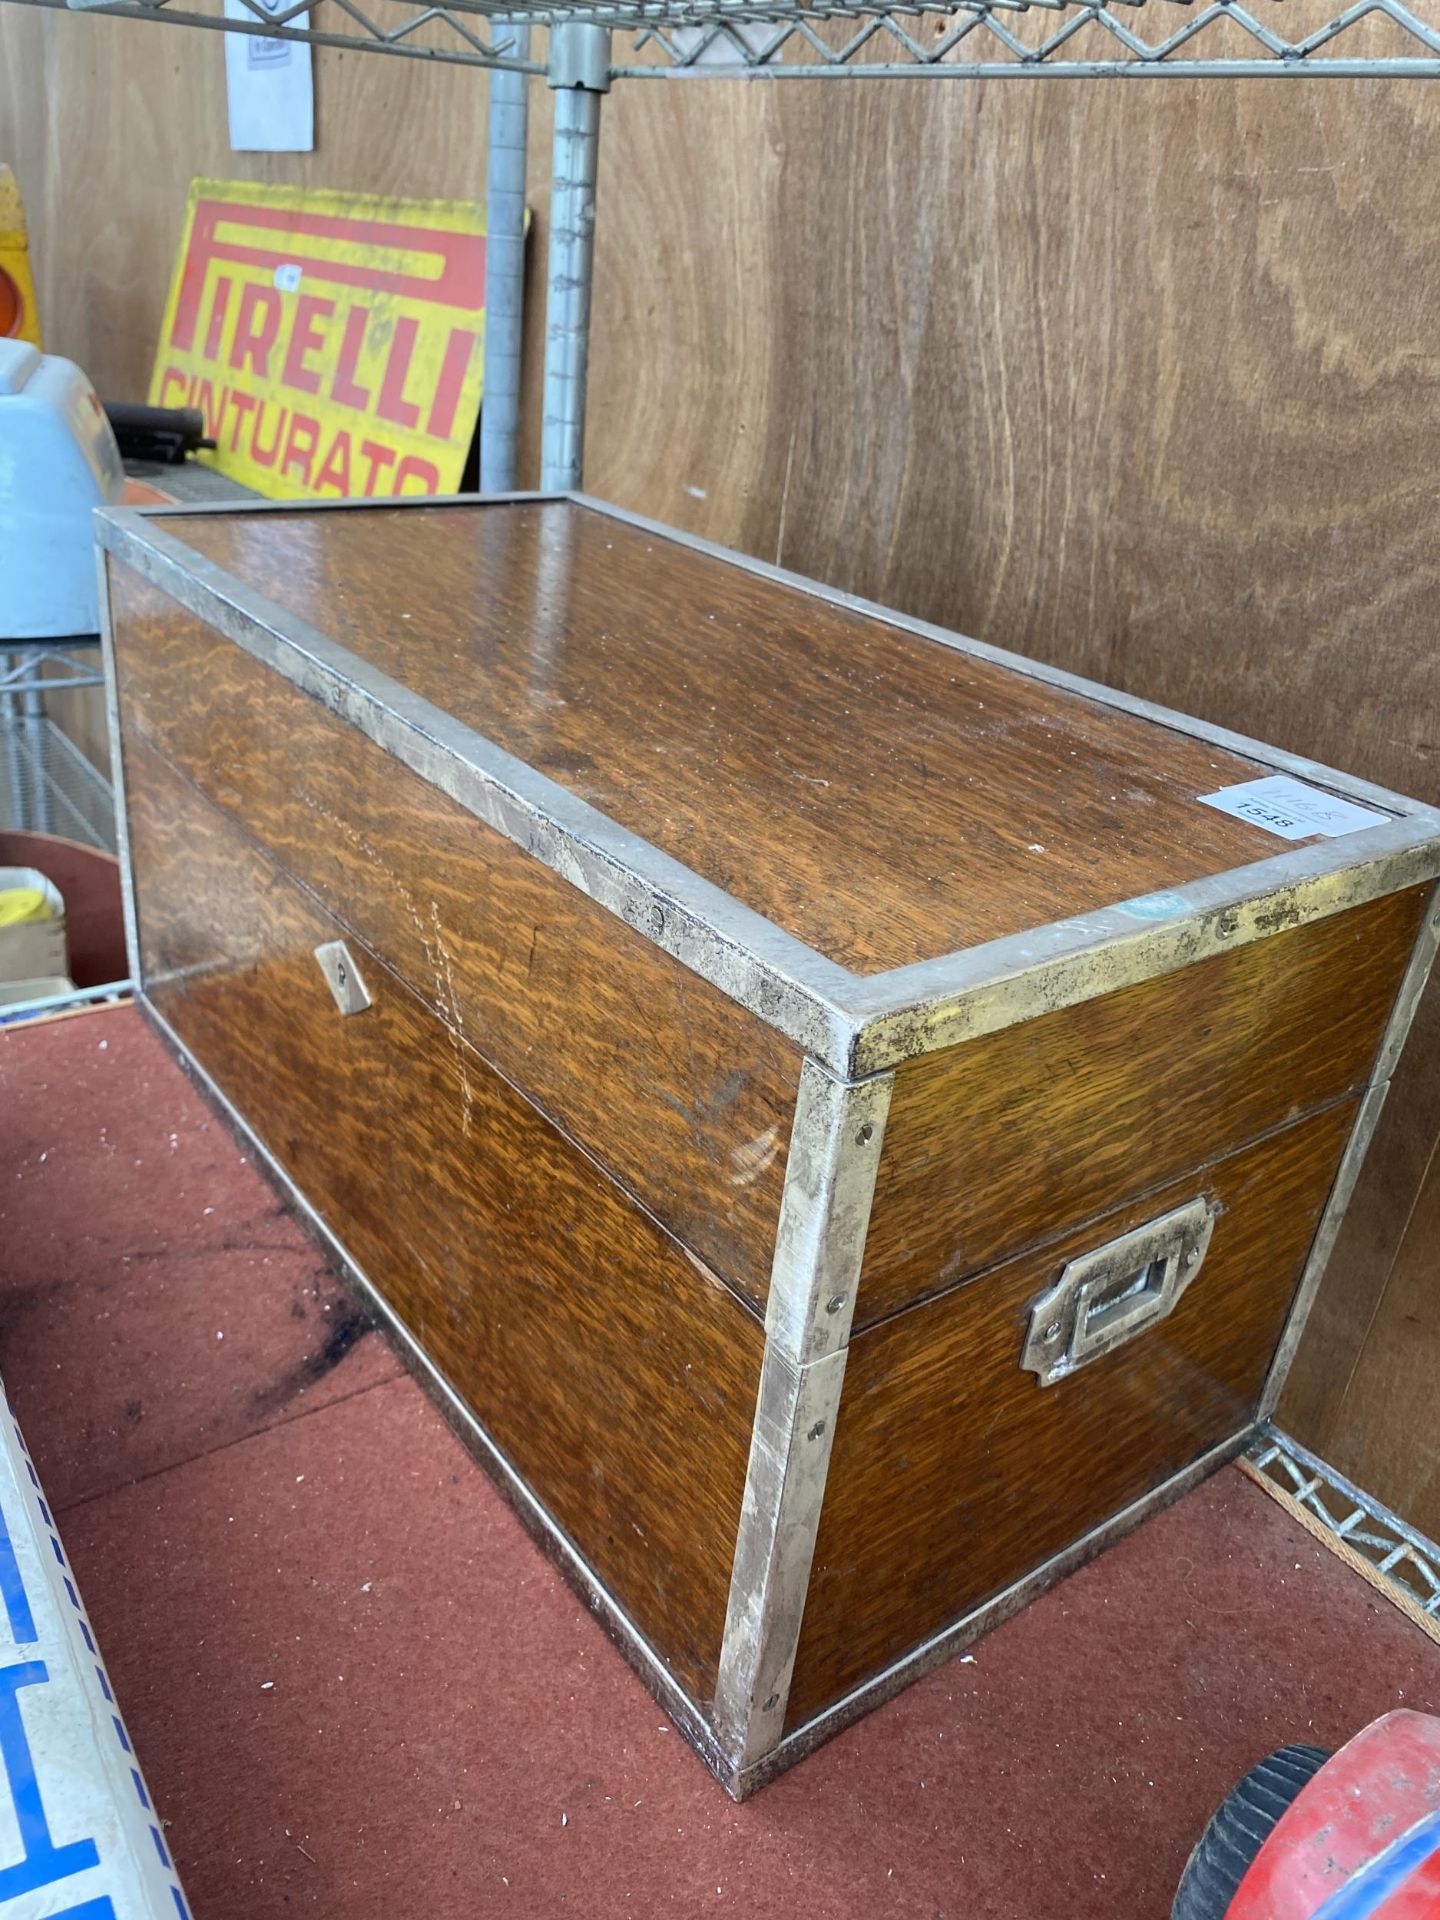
[712,1060,891,1771]
[845,837,1440,1073]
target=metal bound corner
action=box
[712,1057,891,1773]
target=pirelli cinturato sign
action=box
[149,179,489,500]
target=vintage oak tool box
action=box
[97,495,1440,1796]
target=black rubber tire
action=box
[1172,1743,1333,1920]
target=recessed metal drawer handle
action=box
[1021,1195,1218,1388]
[314,940,372,1016]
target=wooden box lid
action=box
[98,496,1440,1077]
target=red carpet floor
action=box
[3,1001,1439,1919]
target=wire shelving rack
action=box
[6,0,1440,501]
[0,647,116,852]
[14,0,1440,76]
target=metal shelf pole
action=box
[0,656,28,833]
[480,20,532,492]
[540,21,610,491]
[19,669,50,835]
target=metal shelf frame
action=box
[7,0,1440,493]
[0,645,116,851]
[1248,1427,1440,1624]
[0,713,117,852]
[21,0,1440,76]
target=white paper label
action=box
[225,0,315,154]
[1198,774,1389,842]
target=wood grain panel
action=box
[124,732,761,1709]
[585,70,1440,790]
[110,561,798,1308]
[787,1098,1358,1730]
[858,887,1423,1326]
[161,500,1287,976]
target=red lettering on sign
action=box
[376,316,421,430]
[332,305,371,411]
[282,410,320,483]
[315,428,353,495]
[158,366,188,406]
[281,412,321,486]
[394,454,441,496]
[251,400,288,468]
[231,284,282,378]
[204,384,230,444]
[169,198,485,353]
[424,326,477,442]
[358,439,398,496]
[203,277,232,361]
[282,294,334,396]
[226,390,257,452]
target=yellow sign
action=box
[0,166,42,347]
[149,179,488,499]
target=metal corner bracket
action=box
[712,1056,892,1772]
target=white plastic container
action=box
[0,341,124,641]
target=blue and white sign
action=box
[0,1382,190,1919]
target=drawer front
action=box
[788,1098,1356,1729]
[858,887,1423,1327]
[109,560,799,1313]
[125,733,763,1710]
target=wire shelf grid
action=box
[1248,1427,1440,1623]
[0,715,117,855]
[0,644,106,701]
[12,0,1440,75]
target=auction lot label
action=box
[150,178,487,499]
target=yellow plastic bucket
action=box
[0,886,53,928]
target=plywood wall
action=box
[4,9,1440,1528]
